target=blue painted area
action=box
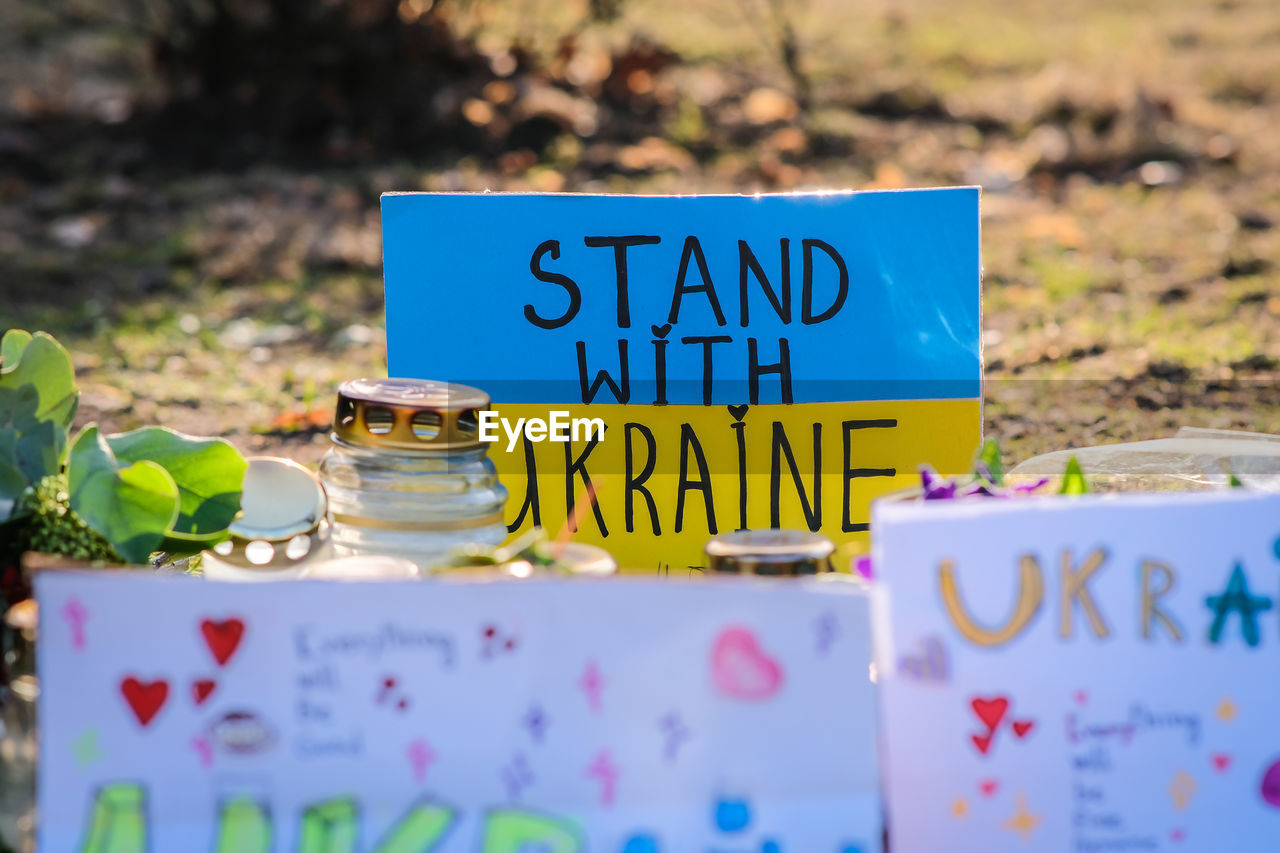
[382,190,980,404]
[713,797,752,834]
[760,840,781,853]
[620,834,661,853]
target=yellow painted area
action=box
[488,399,979,573]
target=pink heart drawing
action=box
[711,627,784,701]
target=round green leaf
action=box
[103,427,246,554]
[68,426,180,564]
[0,331,78,430]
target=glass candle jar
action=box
[704,529,836,575]
[319,378,508,571]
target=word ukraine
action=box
[941,548,1276,648]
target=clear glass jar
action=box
[319,378,508,571]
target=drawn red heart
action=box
[1074,690,1089,706]
[711,627,784,701]
[971,732,994,755]
[979,779,999,796]
[1170,829,1186,843]
[192,679,216,706]
[1212,754,1231,772]
[120,676,169,727]
[201,618,245,667]
[971,696,1009,733]
[1012,720,1035,739]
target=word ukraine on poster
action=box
[36,573,881,853]
[873,490,1280,853]
[382,191,980,570]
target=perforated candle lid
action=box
[332,377,489,451]
[705,529,835,575]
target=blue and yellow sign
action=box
[382,190,981,570]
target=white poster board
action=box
[874,490,1280,853]
[35,574,881,853]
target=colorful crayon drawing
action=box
[38,575,881,852]
[875,490,1280,853]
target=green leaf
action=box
[104,427,246,555]
[974,438,1005,485]
[0,380,67,498]
[1059,456,1090,495]
[68,426,180,564]
[1,330,32,368]
[0,427,27,504]
[0,331,78,430]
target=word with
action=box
[938,550,1278,648]
[480,411,606,452]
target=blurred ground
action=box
[1,0,1277,468]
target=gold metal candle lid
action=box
[332,378,489,452]
[206,457,329,571]
[705,529,836,575]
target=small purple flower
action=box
[918,467,1050,501]
[852,555,874,581]
[1012,477,1051,494]
[920,466,958,500]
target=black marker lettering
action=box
[584,235,661,329]
[681,335,732,405]
[576,340,630,404]
[506,435,542,531]
[770,421,821,531]
[525,240,581,329]
[624,423,661,535]
[675,423,717,534]
[668,236,727,326]
[801,238,849,324]
[842,418,897,532]
[738,238,791,326]
[747,337,793,404]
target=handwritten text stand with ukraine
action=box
[382,190,981,569]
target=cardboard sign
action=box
[382,190,981,570]
[36,573,881,852]
[873,490,1280,853]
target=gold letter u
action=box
[939,555,1044,647]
